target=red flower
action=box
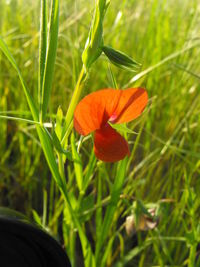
[74,88,148,162]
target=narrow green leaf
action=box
[100,235,115,267]
[83,150,96,192]
[78,194,95,223]
[109,122,138,134]
[0,36,39,121]
[95,172,103,246]
[52,129,73,160]
[107,63,118,88]
[0,115,40,125]
[101,233,124,267]
[71,132,83,192]
[42,189,48,227]
[55,105,63,139]
[52,126,63,151]
[41,0,59,122]
[39,0,48,105]
[36,125,63,187]
[32,210,42,226]
[114,241,152,267]
[95,158,128,264]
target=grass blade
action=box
[0,36,39,121]
[0,115,40,125]
[37,126,95,267]
[39,0,48,106]
[173,63,200,80]
[41,0,59,122]
[71,132,83,192]
[95,158,128,264]
[83,150,96,192]
[36,126,63,187]
[125,41,200,86]
[114,241,151,267]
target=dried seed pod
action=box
[125,215,136,236]
[125,208,158,236]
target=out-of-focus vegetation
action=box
[0,0,200,266]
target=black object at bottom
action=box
[0,208,71,267]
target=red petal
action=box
[74,88,148,136]
[94,124,130,162]
[74,89,121,135]
[112,88,148,124]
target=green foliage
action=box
[0,0,200,266]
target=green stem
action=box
[57,152,66,186]
[95,158,127,264]
[62,67,86,144]
[188,209,197,267]
[96,173,102,242]
[69,227,76,267]
[189,243,197,267]
[60,186,96,267]
[36,125,95,266]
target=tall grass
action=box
[0,0,200,266]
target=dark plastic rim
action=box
[0,207,71,267]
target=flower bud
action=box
[82,0,109,71]
[102,45,141,71]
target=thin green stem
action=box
[189,244,197,267]
[60,186,96,267]
[61,120,73,146]
[69,227,76,267]
[62,67,86,144]
[57,152,66,186]
[0,115,40,125]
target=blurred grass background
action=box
[0,0,200,266]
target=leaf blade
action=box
[0,36,39,121]
[41,0,59,122]
[39,0,48,106]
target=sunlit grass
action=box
[0,0,200,266]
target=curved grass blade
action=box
[0,115,40,125]
[0,36,39,121]
[125,41,200,87]
[173,63,200,80]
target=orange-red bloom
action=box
[74,88,148,162]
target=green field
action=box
[0,0,200,266]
